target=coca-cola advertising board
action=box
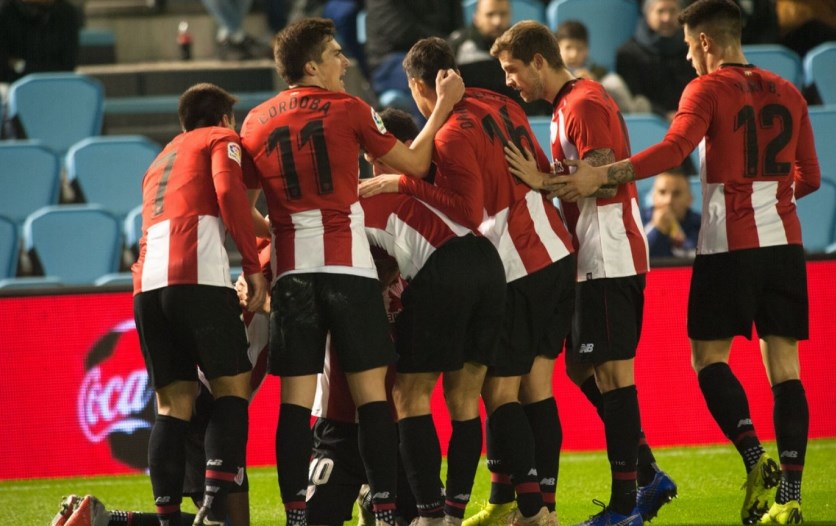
[1,261,835,480]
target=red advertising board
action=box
[1,261,834,480]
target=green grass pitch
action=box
[3,440,834,525]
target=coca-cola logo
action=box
[76,320,154,468]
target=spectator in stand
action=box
[776,0,836,59]
[616,0,695,121]
[323,0,367,75]
[199,0,271,60]
[448,0,551,115]
[0,0,81,87]
[364,0,462,116]
[641,168,700,259]
[555,20,651,114]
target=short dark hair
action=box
[490,20,565,69]
[178,83,237,131]
[273,17,336,85]
[402,37,458,89]
[555,20,588,44]
[378,108,419,142]
[678,0,741,44]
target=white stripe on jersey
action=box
[141,220,171,291]
[290,208,327,268]
[752,181,789,247]
[350,200,376,269]
[196,215,231,287]
[479,207,524,282]
[526,190,569,263]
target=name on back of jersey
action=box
[256,94,332,124]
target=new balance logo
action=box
[540,477,556,486]
[579,343,594,354]
[207,458,223,466]
[453,494,470,500]
[781,450,799,458]
[737,418,753,427]
[372,492,391,500]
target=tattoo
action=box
[584,149,618,197]
[606,160,637,185]
[583,148,615,168]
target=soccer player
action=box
[543,1,820,523]
[360,37,575,526]
[239,18,464,526]
[131,82,268,526]
[495,20,660,526]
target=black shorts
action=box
[396,235,506,373]
[491,255,576,377]
[567,274,645,365]
[688,245,809,340]
[134,285,251,389]
[269,273,396,376]
[307,418,366,525]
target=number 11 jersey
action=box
[241,86,398,279]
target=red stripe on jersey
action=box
[322,207,353,267]
[168,215,199,283]
[506,200,555,274]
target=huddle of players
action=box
[127,1,818,525]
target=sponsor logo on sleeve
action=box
[228,142,242,165]
[371,109,388,134]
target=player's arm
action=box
[793,109,821,199]
[581,148,617,198]
[376,69,465,178]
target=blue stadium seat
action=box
[797,179,836,253]
[463,0,546,25]
[546,0,638,72]
[124,204,144,253]
[356,9,367,44]
[809,105,836,188]
[7,73,104,155]
[94,272,134,287]
[66,135,160,220]
[623,113,700,174]
[689,177,701,214]
[0,276,63,291]
[0,216,19,279]
[803,42,836,105]
[0,141,61,226]
[527,115,552,155]
[742,44,803,88]
[23,205,122,284]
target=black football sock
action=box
[445,417,482,518]
[524,398,561,512]
[637,432,659,487]
[358,401,399,525]
[579,375,605,420]
[198,396,248,521]
[490,402,542,518]
[276,403,312,525]
[773,380,808,504]
[399,414,444,517]
[602,386,640,516]
[148,414,188,526]
[698,363,764,472]
[485,416,515,505]
[108,511,196,526]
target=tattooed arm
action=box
[551,158,637,201]
[583,148,618,198]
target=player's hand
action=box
[235,273,249,307]
[359,173,401,197]
[243,272,268,313]
[553,158,607,201]
[504,141,564,192]
[436,68,465,110]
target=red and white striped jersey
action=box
[132,127,260,294]
[398,88,574,283]
[312,276,405,423]
[631,65,820,254]
[240,87,398,279]
[551,79,649,281]
[361,193,472,280]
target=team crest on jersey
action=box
[227,142,242,166]
[371,108,388,134]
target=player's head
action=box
[366,108,419,176]
[651,168,693,221]
[273,17,349,91]
[678,0,742,76]
[643,0,684,38]
[554,20,590,71]
[178,82,237,131]
[402,37,458,117]
[490,21,564,103]
[473,0,512,42]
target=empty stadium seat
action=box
[803,42,836,105]
[527,115,552,155]
[546,0,638,72]
[0,141,61,226]
[94,272,134,287]
[808,105,836,187]
[124,204,144,254]
[623,113,700,174]
[0,216,19,279]
[23,205,123,284]
[66,135,160,219]
[0,276,63,291]
[742,44,804,88]
[463,0,546,24]
[7,73,104,155]
[797,179,836,253]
